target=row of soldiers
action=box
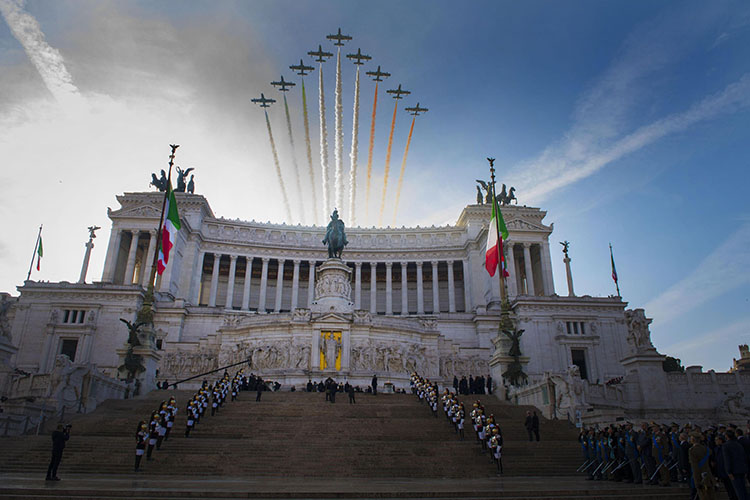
[410,373,504,474]
[578,420,749,499]
[134,395,177,471]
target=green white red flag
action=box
[36,237,43,271]
[157,183,181,275]
[485,195,510,277]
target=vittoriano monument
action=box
[322,209,348,259]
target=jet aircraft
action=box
[290,59,315,76]
[271,75,296,92]
[251,93,276,108]
[386,84,410,100]
[308,45,333,63]
[326,27,352,46]
[404,103,429,116]
[366,65,391,82]
[346,48,372,66]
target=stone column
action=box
[123,231,140,284]
[385,262,393,315]
[242,257,253,310]
[400,262,408,316]
[141,230,158,287]
[462,259,472,312]
[101,227,122,282]
[564,253,575,297]
[190,251,204,304]
[416,262,424,315]
[541,240,555,295]
[523,243,535,296]
[291,260,301,310]
[506,242,518,296]
[225,255,237,310]
[370,263,377,313]
[447,260,456,313]
[274,259,285,312]
[208,253,221,307]
[431,261,440,313]
[258,257,270,313]
[78,237,95,284]
[307,261,316,307]
[354,262,362,309]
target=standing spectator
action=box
[524,410,534,442]
[532,411,540,441]
[46,423,70,481]
[715,434,739,500]
[487,374,493,395]
[452,376,458,393]
[371,374,378,395]
[348,384,356,404]
[723,430,749,500]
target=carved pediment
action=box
[312,312,351,323]
[111,205,162,220]
[505,218,549,232]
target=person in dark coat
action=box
[723,430,749,500]
[452,376,458,393]
[46,423,70,481]
[371,374,378,395]
[531,411,540,441]
[487,374,493,395]
[637,423,655,482]
[459,376,468,395]
[256,381,264,401]
[348,384,356,404]
[524,411,534,441]
[715,435,739,500]
[468,375,475,394]
[306,380,313,392]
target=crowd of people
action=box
[452,374,492,395]
[411,373,504,474]
[578,420,750,499]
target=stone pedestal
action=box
[621,348,667,409]
[116,342,162,394]
[310,259,354,315]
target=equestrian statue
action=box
[322,209,348,259]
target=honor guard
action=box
[134,421,148,472]
[146,412,160,460]
[490,427,504,474]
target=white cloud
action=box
[0,0,83,109]
[662,317,750,368]
[645,222,750,326]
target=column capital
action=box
[213,251,222,258]
[446,259,454,265]
[277,258,285,264]
[431,260,439,266]
[522,241,532,248]
[415,261,423,268]
[308,260,316,266]
[293,259,301,265]
[385,262,393,268]
[262,257,271,263]
[370,262,378,267]
[228,254,238,262]
[355,261,362,268]
[149,229,157,236]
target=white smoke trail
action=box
[264,110,292,222]
[365,82,379,226]
[318,65,330,215]
[283,94,305,223]
[0,0,82,108]
[392,115,416,226]
[301,79,319,224]
[334,48,344,213]
[348,67,361,225]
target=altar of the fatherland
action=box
[1,189,749,429]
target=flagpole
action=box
[26,224,43,281]
[609,242,621,297]
[488,158,508,304]
[147,144,179,294]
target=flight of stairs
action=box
[0,389,689,499]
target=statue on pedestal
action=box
[322,209,348,259]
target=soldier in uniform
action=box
[146,412,160,460]
[490,426,503,474]
[651,423,671,486]
[689,430,716,500]
[134,421,148,472]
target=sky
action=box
[0,0,748,371]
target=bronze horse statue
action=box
[322,209,348,259]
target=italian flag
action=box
[36,237,43,271]
[157,183,181,275]
[485,195,510,277]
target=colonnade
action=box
[504,240,554,297]
[101,228,158,287]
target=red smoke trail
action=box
[392,115,416,226]
[378,100,398,226]
[264,110,292,221]
[301,79,319,223]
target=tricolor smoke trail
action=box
[348,66,361,225]
[334,49,344,214]
[318,66,331,215]
[300,80,319,224]
[264,110,292,222]
[282,94,304,222]
[392,115,416,226]
[378,101,399,226]
[365,82,378,225]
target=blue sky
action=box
[0,0,748,370]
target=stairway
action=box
[0,389,688,499]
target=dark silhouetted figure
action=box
[46,424,70,481]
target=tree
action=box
[662,356,685,373]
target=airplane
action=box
[271,75,296,92]
[404,102,429,116]
[346,48,372,66]
[290,59,315,76]
[366,65,391,82]
[308,44,333,63]
[251,93,276,108]
[386,84,410,100]
[326,27,352,46]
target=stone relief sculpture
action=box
[718,391,749,417]
[624,308,654,352]
[550,365,587,417]
[48,354,89,411]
